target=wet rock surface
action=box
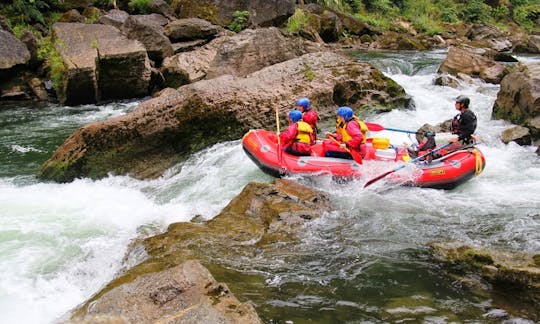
[68,179,329,323]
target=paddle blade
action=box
[350,148,363,164]
[365,122,385,131]
[364,169,395,188]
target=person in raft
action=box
[447,95,477,151]
[279,110,314,156]
[323,106,366,159]
[408,131,437,158]
[296,97,319,141]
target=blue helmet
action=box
[288,110,303,123]
[336,106,353,120]
[296,97,310,110]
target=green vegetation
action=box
[286,8,311,33]
[305,0,539,33]
[512,3,540,31]
[37,37,66,93]
[302,63,315,81]
[11,24,36,39]
[533,254,540,267]
[3,0,63,25]
[128,0,152,14]
[229,10,250,32]
[1,0,538,40]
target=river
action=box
[0,50,538,323]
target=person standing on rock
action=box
[447,95,477,151]
[279,110,314,156]
[296,97,319,141]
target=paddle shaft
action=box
[275,107,283,166]
[364,122,421,134]
[363,142,453,188]
[327,135,363,164]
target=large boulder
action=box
[52,22,151,105]
[0,29,30,69]
[0,29,33,100]
[500,125,532,145]
[143,179,331,262]
[69,179,328,323]
[69,260,262,324]
[122,14,174,64]
[164,18,223,42]
[293,5,380,45]
[97,9,129,29]
[38,51,409,182]
[170,0,295,27]
[513,35,540,54]
[466,24,512,52]
[146,0,176,20]
[492,62,540,138]
[437,46,509,84]
[162,27,317,85]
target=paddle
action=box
[275,106,283,168]
[365,122,421,135]
[363,142,452,188]
[326,134,363,164]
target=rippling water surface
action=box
[0,51,539,323]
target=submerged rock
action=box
[428,241,540,316]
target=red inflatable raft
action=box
[242,129,485,189]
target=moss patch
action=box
[462,249,495,268]
[532,254,540,267]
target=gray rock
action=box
[69,260,262,324]
[493,62,540,133]
[501,125,532,145]
[122,14,173,64]
[161,27,315,84]
[58,9,86,23]
[164,18,222,42]
[171,0,295,27]
[0,30,30,69]
[52,22,151,105]
[98,9,129,29]
[438,46,509,84]
[146,0,176,20]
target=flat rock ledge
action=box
[428,241,540,312]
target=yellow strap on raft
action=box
[472,148,483,174]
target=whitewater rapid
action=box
[0,51,539,323]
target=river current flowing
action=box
[1,51,539,323]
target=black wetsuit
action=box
[451,109,477,144]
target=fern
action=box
[229,11,250,32]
